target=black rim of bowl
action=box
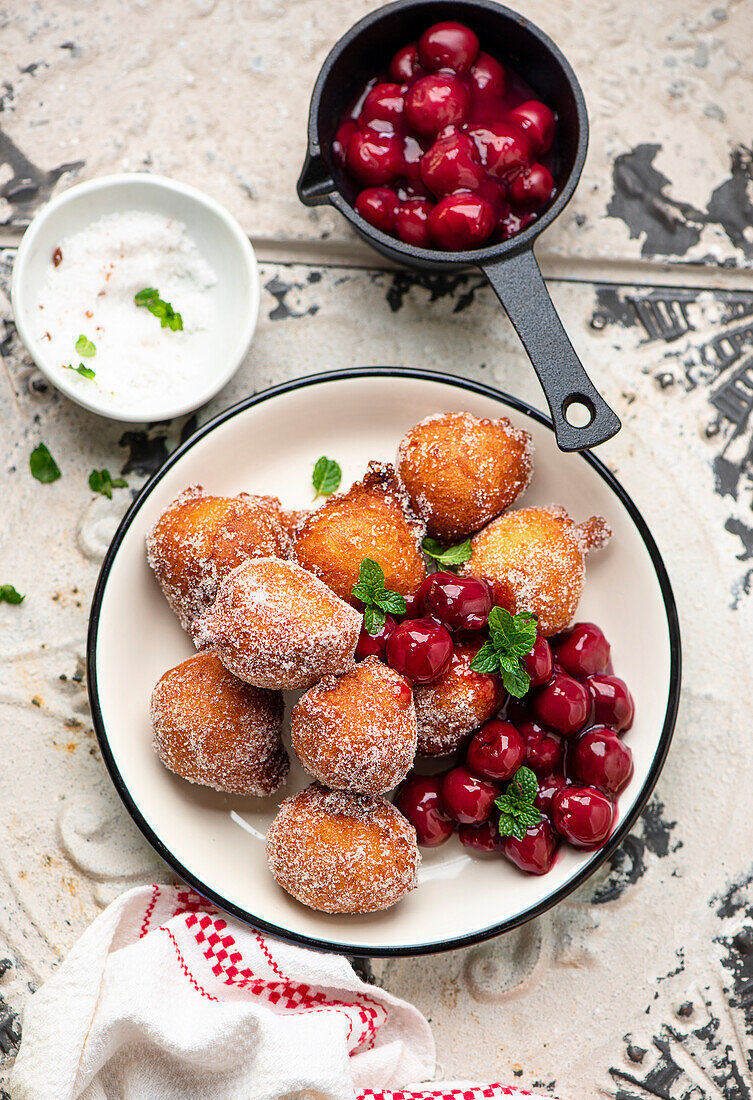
[87,367,682,957]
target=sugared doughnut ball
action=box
[462,505,612,637]
[266,783,420,913]
[294,462,426,605]
[279,507,310,542]
[192,557,361,690]
[146,485,291,629]
[291,657,417,794]
[414,640,505,756]
[151,652,288,795]
[397,412,533,541]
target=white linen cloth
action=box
[9,884,553,1100]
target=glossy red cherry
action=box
[524,636,553,687]
[333,119,357,168]
[400,591,422,619]
[347,129,403,185]
[428,192,495,250]
[417,570,492,631]
[587,675,635,732]
[386,616,453,684]
[569,729,634,795]
[497,207,536,240]
[509,163,554,208]
[466,720,526,781]
[533,672,590,737]
[394,199,434,247]
[552,786,614,849]
[401,135,424,180]
[507,100,556,155]
[469,123,531,179]
[475,177,509,214]
[553,622,611,680]
[533,773,567,815]
[405,74,471,136]
[458,817,503,852]
[440,765,500,824]
[360,82,405,130]
[394,773,455,846]
[389,43,423,82]
[354,612,398,661]
[420,131,486,196]
[469,51,507,98]
[502,816,559,875]
[418,21,479,73]
[518,721,564,776]
[355,187,399,234]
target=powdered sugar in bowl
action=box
[11,174,259,422]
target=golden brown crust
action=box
[461,505,611,637]
[146,485,291,629]
[414,640,505,756]
[191,557,362,690]
[291,657,417,794]
[293,461,426,605]
[266,782,420,913]
[397,412,533,541]
[151,652,288,795]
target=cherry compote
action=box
[334,19,558,250]
[551,786,615,849]
[501,817,559,875]
[394,773,455,846]
[354,612,397,660]
[466,719,525,781]
[386,617,453,684]
[417,570,492,631]
[440,765,500,824]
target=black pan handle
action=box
[481,248,621,451]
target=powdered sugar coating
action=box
[462,505,612,637]
[397,411,534,541]
[192,557,362,690]
[291,656,417,794]
[414,641,505,756]
[266,782,420,913]
[294,461,427,604]
[151,652,288,795]
[146,485,292,630]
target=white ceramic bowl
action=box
[11,173,259,422]
[87,369,681,956]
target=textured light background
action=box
[2,0,753,1096]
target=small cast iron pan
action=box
[298,0,621,452]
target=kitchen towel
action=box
[9,883,553,1100]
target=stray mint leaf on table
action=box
[469,606,538,697]
[0,584,24,605]
[495,765,542,841]
[134,287,183,331]
[89,468,128,499]
[30,443,61,484]
[422,536,472,569]
[352,557,407,635]
[312,456,341,498]
[75,334,96,357]
[64,362,96,380]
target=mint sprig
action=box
[0,584,24,605]
[135,287,183,331]
[312,456,341,498]
[422,536,472,570]
[75,334,96,357]
[65,362,96,381]
[89,469,128,499]
[469,606,537,697]
[352,558,406,635]
[496,766,542,841]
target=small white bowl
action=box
[11,173,260,422]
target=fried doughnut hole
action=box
[147,485,291,629]
[266,783,420,913]
[414,640,505,756]
[192,557,361,690]
[292,656,417,794]
[462,505,612,637]
[397,412,533,541]
[294,461,426,605]
[151,652,288,795]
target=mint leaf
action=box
[134,287,159,305]
[75,334,96,357]
[497,813,527,841]
[518,805,543,831]
[30,443,61,483]
[312,456,342,498]
[498,655,530,699]
[475,607,538,697]
[135,287,183,331]
[354,558,385,598]
[422,536,473,570]
[64,362,96,381]
[89,469,128,499]
[508,765,538,804]
[374,588,406,615]
[363,604,386,636]
[0,584,24,604]
[469,641,501,675]
[495,766,541,841]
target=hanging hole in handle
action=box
[563,395,596,429]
